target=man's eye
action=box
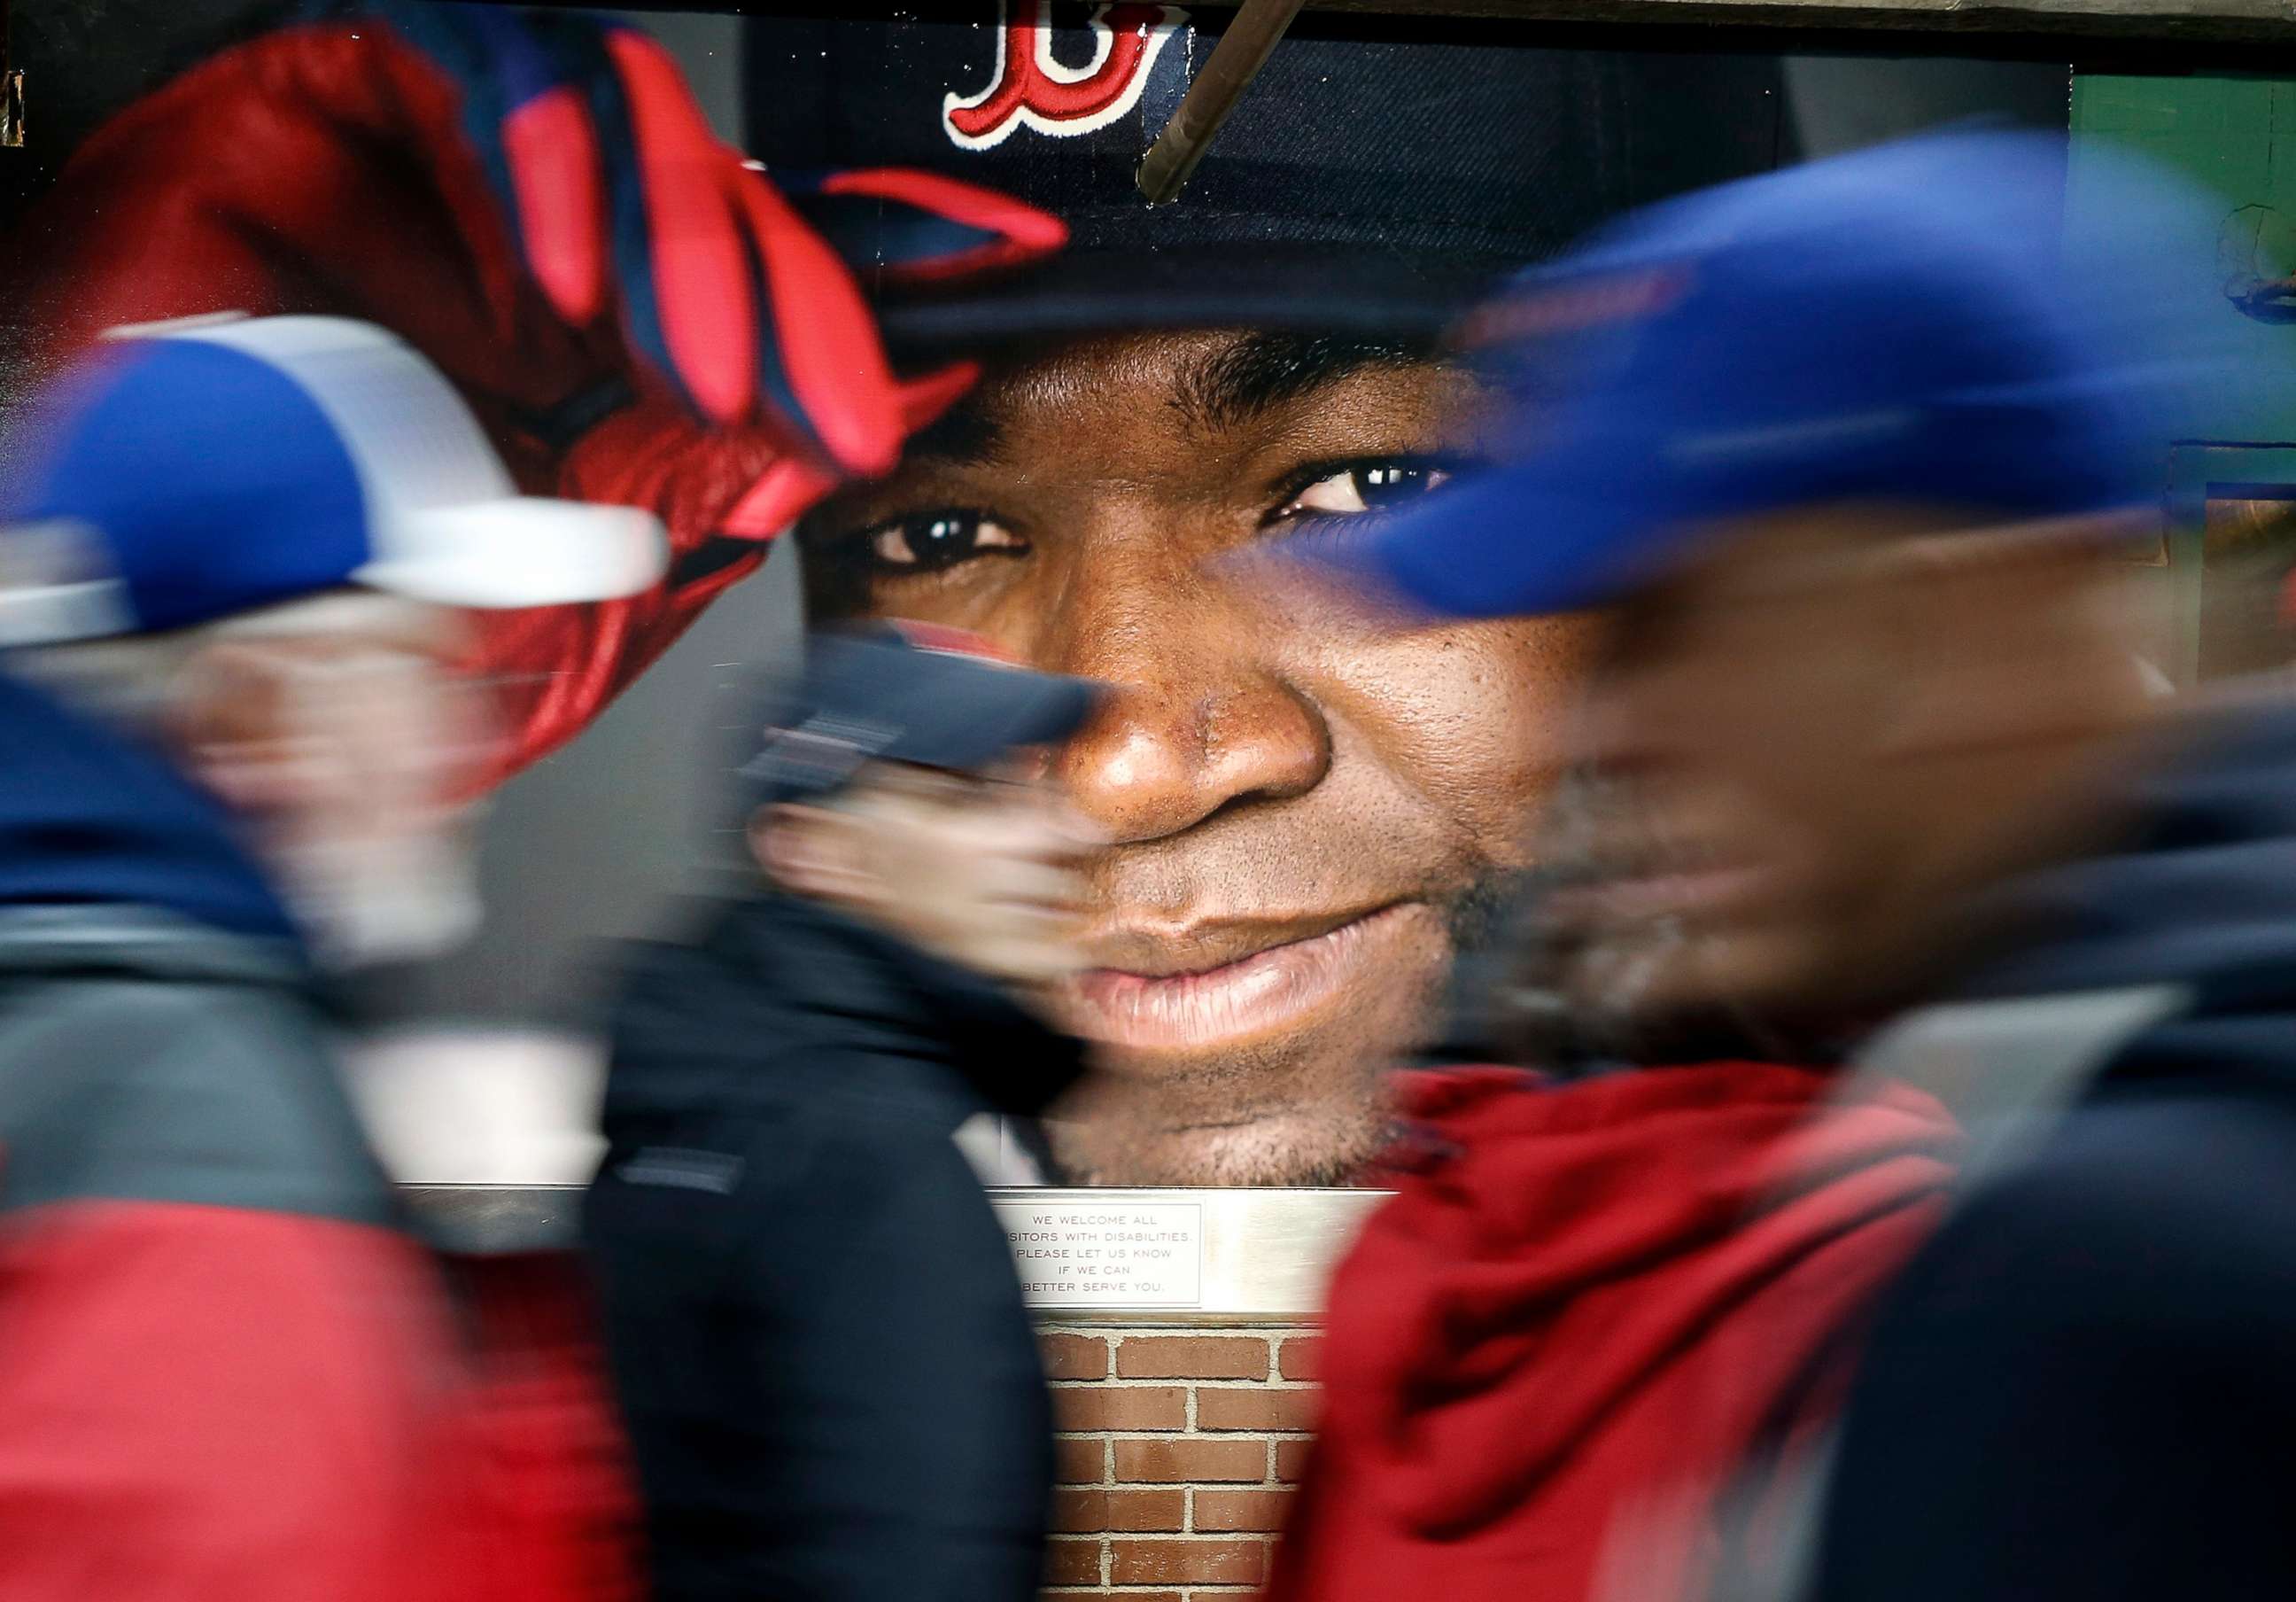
[1276,462,1454,521]
[860,510,1028,574]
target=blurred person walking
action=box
[1284,130,2284,1602]
[582,626,1102,1602]
[0,314,663,1600]
[1261,777,1957,1602]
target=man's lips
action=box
[1059,903,1425,1053]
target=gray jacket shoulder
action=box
[0,923,394,1225]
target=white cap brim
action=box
[355,498,669,610]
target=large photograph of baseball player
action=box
[762,8,1785,1186]
[2,2,2068,1188]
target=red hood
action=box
[1292,1061,1956,1591]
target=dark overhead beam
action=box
[1292,0,2296,43]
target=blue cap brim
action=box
[894,660,1100,772]
[1270,456,1680,621]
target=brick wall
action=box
[1038,1325,1322,1601]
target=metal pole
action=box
[1136,0,1306,205]
[1,0,21,150]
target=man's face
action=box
[759,758,1096,989]
[1539,518,1895,1033]
[801,331,1592,1184]
[173,597,501,967]
[1549,506,2131,1032]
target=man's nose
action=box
[1038,553,1330,846]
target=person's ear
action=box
[749,802,887,907]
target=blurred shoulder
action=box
[1896,1082,2296,1344]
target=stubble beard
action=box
[1043,1051,1398,1187]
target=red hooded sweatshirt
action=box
[1265,1062,1957,1602]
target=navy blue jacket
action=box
[583,893,1084,1602]
[1812,704,2296,1602]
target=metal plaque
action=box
[398,1182,1393,1320]
[995,1196,1205,1309]
[990,1186,1390,1318]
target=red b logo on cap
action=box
[942,0,1185,152]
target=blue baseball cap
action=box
[742,625,1101,806]
[1286,130,2237,619]
[0,315,668,646]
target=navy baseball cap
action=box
[743,624,1101,805]
[748,6,1791,348]
[0,315,667,646]
[1289,130,2242,618]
